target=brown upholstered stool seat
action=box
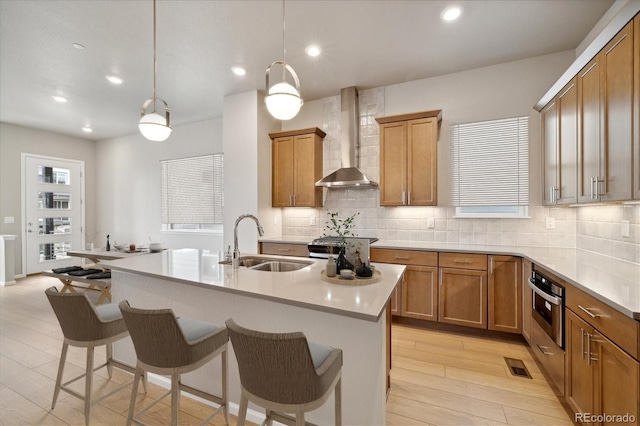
[226,318,343,426]
[45,286,136,426]
[119,301,229,426]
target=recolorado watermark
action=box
[575,413,636,423]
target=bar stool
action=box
[45,286,135,426]
[225,319,342,426]
[118,301,229,426]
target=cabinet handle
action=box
[453,260,473,264]
[489,258,494,274]
[578,305,599,319]
[553,186,558,204]
[293,194,296,206]
[586,333,599,365]
[394,256,411,261]
[596,176,603,199]
[289,194,293,206]
[402,191,406,205]
[278,248,291,252]
[536,344,551,356]
[590,177,596,200]
[407,191,411,205]
[580,328,585,360]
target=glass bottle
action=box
[326,255,337,277]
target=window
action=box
[161,154,223,232]
[450,116,529,218]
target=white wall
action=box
[95,118,224,252]
[0,123,97,275]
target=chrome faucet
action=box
[233,214,265,269]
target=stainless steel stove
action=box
[307,236,378,259]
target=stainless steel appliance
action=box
[307,236,378,259]
[528,270,565,349]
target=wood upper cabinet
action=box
[438,253,487,329]
[270,127,325,208]
[522,259,533,343]
[488,255,522,334]
[565,309,639,423]
[377,110,441,206]
[578,21,634,203]
[543,78,578,206]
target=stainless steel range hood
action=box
[315,87,378,188]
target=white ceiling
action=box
[0,0,615,141]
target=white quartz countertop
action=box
[99,250,405,322]
[260,236,640,320]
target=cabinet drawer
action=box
[439,252,487,270]
[565,284,639,360]
[259,242,308,257]
[370,248,437,266]
[530,319,565,396]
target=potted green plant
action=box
[323,211,359,271]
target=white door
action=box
[24,155,84,274]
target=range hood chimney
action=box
[315,87,378,188]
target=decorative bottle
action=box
[106,234,110,251]
[326,255,337,277]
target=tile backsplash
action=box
[281,88,640,265]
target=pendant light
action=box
[265,0,303,120]
[139,0,171,141]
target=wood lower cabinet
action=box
[403,265,438,321]
[376,111,441,206]
[635,14,640,200]
[522,259,533,343]
[370,248,437,320]
[270,127,325,207]
[488,255,522,333]
[438,253,488,329]
[566,309,639,424]
[259,242,308,257]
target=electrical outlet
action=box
[621,220,630,238]
[310,216,316,226]
[4,216,14,224]
[545,217,555,229]
[427,218,435,229]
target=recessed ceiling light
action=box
[82,127,93,133]
[72,43,85,50]
[441,5,462,21]
[231,66,246,76]
[106,75,123,85]
[305,45,321,57]
[52,95,68,103]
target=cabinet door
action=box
[389,278,403,316]
[522,259,533,343]
[407,118,437,206]
[380,122,407,206]
[488,255,521,333]
[577,56,602,203]
[438,268,487,329]
[292,134,320,207]
[600,23,633,202]
[566,309,594,416]
[593,330,639,424]
[557,78,578,204]
[272,136,294,207]
[542,99,558,206]
[402,265,438,321]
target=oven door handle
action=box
[528,278,562,306]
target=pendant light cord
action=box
[152,0,157,111]
[281,0,286,81]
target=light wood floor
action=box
[0,274,574,425]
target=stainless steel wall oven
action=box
[528,270,565,349]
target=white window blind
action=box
[450,117,529,207]
[161,154,223,225]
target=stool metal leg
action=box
[295,408,305,426]
[222,350,229,425]
[84,346,94,426]
[237,393,249,426]
[106,343,113,378]
[335,378,342,426]
[127,365,143,426]
[52,342,68,409]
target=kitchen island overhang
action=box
[99,249,405,425]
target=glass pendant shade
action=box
[265,61,303,120]
[139,97,171,142]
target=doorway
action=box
[22,154,84,275]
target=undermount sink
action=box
[219,256,312,272]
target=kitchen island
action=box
[99,249,405,425]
